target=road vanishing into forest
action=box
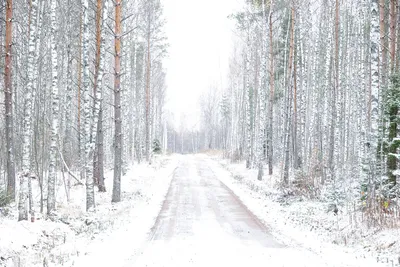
[124,155,351,267]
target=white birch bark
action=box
[245,33,252,169]
[90,0,109,194]
[47,0,59,215]
[366,0,380,201]
[257,0,268,181]
[18,0,38,221]
[267,0,275,175]
[64,0,73,168]
[82,0,95,211]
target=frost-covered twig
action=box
[57,147,83,186]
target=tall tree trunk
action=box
[92,0,108,193]
[97,107,106,192]
[293,21,299,170]
[93,0,107,191]
[380,0,387,86]
[112,0,122,203]
[93,0,103,187]
[94,0,103,91]
[145,9,152,163]
[78,14,83,180]
[19,0,38,221]
[390,0,397,72]
[283,6,295,185]
[396,1,400,71]
[245,32,252,169]
[367,0,381,205]
[47,0,59,215]
[4,0,16,201]
[328,0,339,180]
[268,0,275,176]
[64,0,73,174]
[82,0,95,211]
[257,0,268,181]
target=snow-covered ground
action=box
[2,153,398,267]
[205,153,400,267]
[0,154,180,267]
[129,154,379,267]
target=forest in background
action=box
[168,0,400,227]
[0,0,168,220]
[1,0,400,229]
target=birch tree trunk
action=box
[82,0,95,211]
[245,33,252,169]
[268,0,275,176]
[64,0,73,175]
[328,0,339,181]
[93,0,103,187]
[93,0,108,193]
[94,0,108,192]
[146,8,152,163]
[379,0,387,86]
[47,0,59,215]
[390,0,397,72]
[78,15,83,180]
[97,108,106,192]
[367,0,381,204]
[293,7,299,170]
[283,6,295,185]
[18,0,38,221]
[4,0,16,201]
[257,0,267,181]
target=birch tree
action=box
[92,1,108,195]
[18,0,38,221]
[4,0,16,201]
[267,0,275,176]
[366,0,381,204]
[82,0,95,211]
[47,0,60,215]
[194,0,400,223]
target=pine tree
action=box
[112,0,123,203]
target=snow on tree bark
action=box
[112,0,123,203]
[18,0,38,221]
[64,0,73,171]
[92,0,109,193]
[82,0,95,211]
[245,32,253,169]
[257,0,268,181]
[268,0,275,176]
[4,0,16,201]
[47,0,59,216]
[283,6,295,185]
[145,3,152,163]
[390,0,397,72]
[367,0,381,197]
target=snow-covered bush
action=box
[292,170,320,199]
[153,139,161,154]
[0,189,11,207]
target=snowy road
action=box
[125,155,352,267]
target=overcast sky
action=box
[162,0,243,130]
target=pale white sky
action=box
[162,0,243,130]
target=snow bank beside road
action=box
[0,154,179,267]
[204,154,399,267]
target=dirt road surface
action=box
[125,155,351,267]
